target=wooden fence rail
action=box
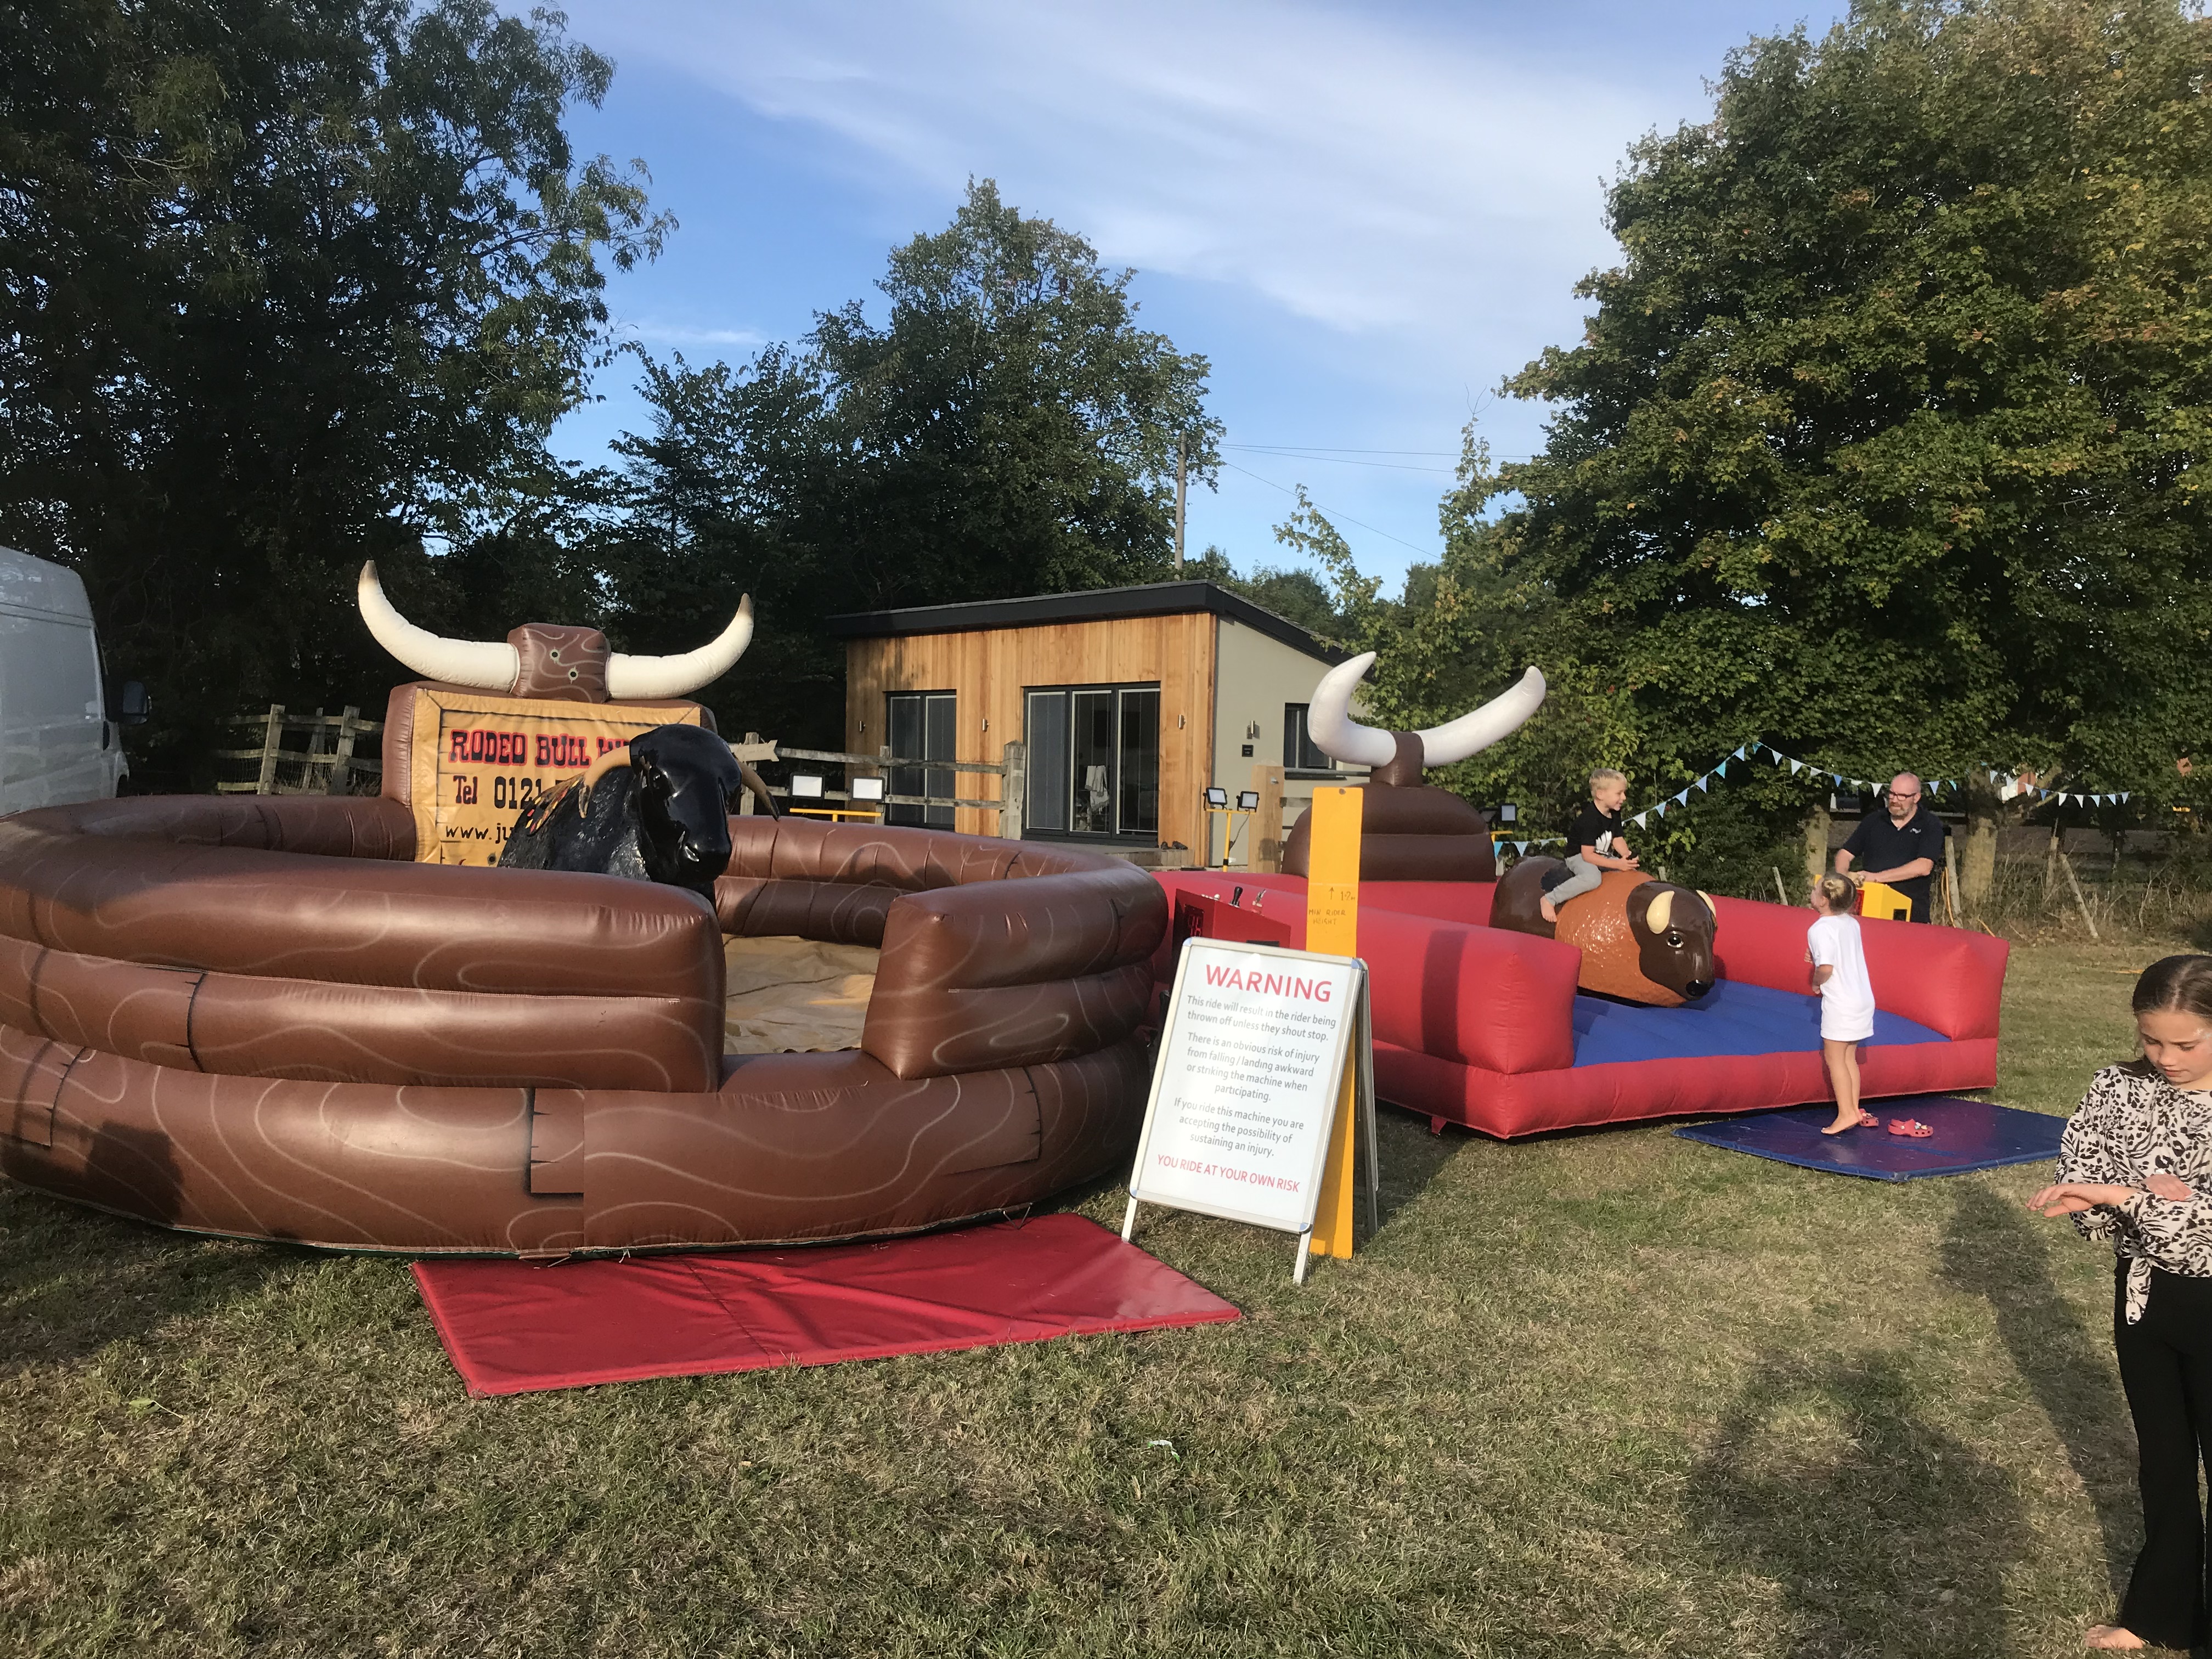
[217,706,382,796]
[738,735,1026,839]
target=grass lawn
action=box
[0,937,2181,1657]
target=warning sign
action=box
[402,687,705,866]
[1123,937,1376,1279]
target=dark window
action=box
[1284,703,1329,770]
[885,691,956,827]
[1023,691,1069,832]
[1024,684,1160,839]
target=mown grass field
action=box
[0,938,2185,1657]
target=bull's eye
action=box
[1666,931,1683,946]
[568,668,579,679]
[549,649,562,661]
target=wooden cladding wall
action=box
[844,614,1216,853]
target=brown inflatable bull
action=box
[1491,862,1717,1006]
[1282,652,1547,882]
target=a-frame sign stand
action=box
[1122,785,1379,1282]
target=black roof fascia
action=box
[826,580,1347,665]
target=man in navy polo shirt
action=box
[1835,772,1948,922]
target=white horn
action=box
[1413,667,1548,766]
[1305,653,1398,768]
[358,562,518,691]
[606,596,754,700]
[1644,888,1675,933]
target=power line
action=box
[1227,443,1460,456]
[1224,450,1456,475]
[1216,460,1436,561]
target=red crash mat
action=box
[411,1214,1240,1396]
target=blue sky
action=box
[545,1,1849,595]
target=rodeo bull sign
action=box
[406,687,709,866]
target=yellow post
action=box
[1304,785,1362,1261]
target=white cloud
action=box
[613,319,769,351]
[563,0,1673,356]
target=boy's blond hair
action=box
[1815,874,1855,913]
[1588,768,1627,791]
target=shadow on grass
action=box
[1940,1182,2137,1594]
[1688,1351,2022,1658]
[1372,1103,1464,1231]
[0,1181,287,1378]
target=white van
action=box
[0,547,132,810]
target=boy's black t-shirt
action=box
[1567,802,1628,860]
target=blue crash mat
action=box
[1674,1096,2066,1182]
[1572,977,1948,1067]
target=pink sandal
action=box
[1821,1110,1879,1136]
[1887,1118,1934,1138]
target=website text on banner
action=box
[1122,938,1372,1281]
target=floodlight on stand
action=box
[1236,790,1259,811]
[1498,803,1518,825]
[849,776,884,802]
[791,774,825,799]
[1204,786,1228,808]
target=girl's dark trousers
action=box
[2115,1262,2212,1652]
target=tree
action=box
[0,0,666,785]
[1488,0,2212,889]
[603,180,1223,747]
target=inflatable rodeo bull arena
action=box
[0,572,2008,1255]
[0,569,1166,1254]
[1156,654,2008,1138]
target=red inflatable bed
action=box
[1150,872,2006,1139]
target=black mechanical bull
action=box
[496,724,775,898]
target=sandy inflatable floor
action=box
[722,935,880,1054]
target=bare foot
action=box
[1538,896,1558,924]
[2084,1624,2146,1650]
[1821,1111,1872,1137]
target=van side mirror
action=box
[114,681,150,726]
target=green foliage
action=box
[1491,0,2212,813]
[0,0,665,785]
[600,179,1224,747]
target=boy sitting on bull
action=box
[1539,769,1640,925]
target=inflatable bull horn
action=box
[1307,652,1547,785]
[1280,653,1547,882]
[358,561,753,702]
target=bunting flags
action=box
[1605,738,2134,827]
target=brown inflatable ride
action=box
[0,797,1162,1254]
[1491,862,1717,1006]
[0,571,1166,1254]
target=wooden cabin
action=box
[828,582,1347,865]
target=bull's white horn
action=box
[1697,889,1717,917]
[358,562,520,691]
[606,596,754,699]
[1645,888,1675,933]
[1305,653,1398,768]
[1413,667,1548,766]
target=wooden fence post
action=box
[1250,763,1286,872]
[329,706,363,795]
[255,705,285,796]
[999,740,1025,840]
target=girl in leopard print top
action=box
[2032,953,2212,1653]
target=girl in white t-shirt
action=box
[1808,873,1878,1135]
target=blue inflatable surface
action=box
[1674,1095,2065,1182]
[1571,978,1948,1068]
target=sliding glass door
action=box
[1024,684,1159,840]
[885,691,955,828]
